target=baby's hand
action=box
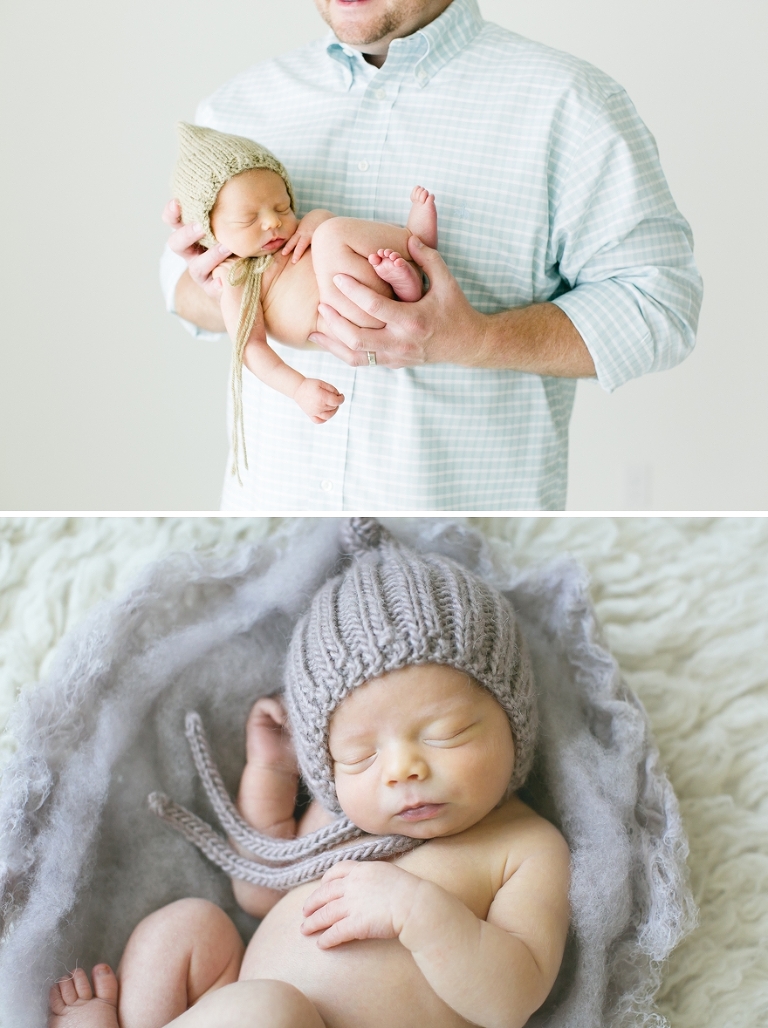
[293,378,345,423]
[282,209,335,263]
[244,696,299,778]
[210,256,239,285]
[301,861,423,949]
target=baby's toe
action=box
[49,983,67,1016]
[72,968,94,1001]
[91,966,118,1006]
[55,976,80,1006]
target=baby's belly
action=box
[262,255,320,347]
[239,882,471,1028]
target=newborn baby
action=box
[170,124,438,475]
[49,521,570,1028]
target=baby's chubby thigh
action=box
[169,981,326,1028]
[117,898,244,1025]
[310,217,410,330]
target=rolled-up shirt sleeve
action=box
[549,88,703,392]
[159,244,226,342]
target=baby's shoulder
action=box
[481,797,569,875]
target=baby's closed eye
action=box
[333,752,376,773]
[423,720,479,745]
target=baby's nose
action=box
[384,744,428,784]
[262,210,281,229]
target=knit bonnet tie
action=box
[149,518,537,888]
[171,122,297,481]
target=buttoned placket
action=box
[312,45,421,508]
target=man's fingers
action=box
[316,302,384,353]
[331,274,400,324]
[188,244,233,287]
[167,220,207,258]
[162,198,183,227]
[406,235,446,281]
[309,331,373,367]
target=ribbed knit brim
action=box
[284,519,537,813]
[171,122,296,248]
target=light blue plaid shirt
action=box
[161,0,702,511]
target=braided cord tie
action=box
[148,711,423,887]
[148,792,419,888]
[184,711,362,861]
[228,254,273,483]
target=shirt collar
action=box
[325,0,484,88]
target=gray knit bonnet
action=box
[149,518,537,889]
[284,518,537,813]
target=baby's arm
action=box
[231,698,337,919]
[282,208,336,263]
[301,820,570,1028]
[230,697,299,918]
[214,263,344,423]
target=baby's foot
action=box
[368,249,423,302]
[405,186,438,248]
[238,697,300,829]
[294,378,345,424]
[48,966,119,1028]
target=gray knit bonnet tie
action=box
[172,122,297,482]
[150,518,537,889]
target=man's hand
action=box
[309,235,483,368]
[300,861,424,948]
[163,199,233,300]
[309,234,596,377]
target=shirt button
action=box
[357,160,369,172]
[374,87,387,100]
[416,67,428,82]
[320,479,334,492]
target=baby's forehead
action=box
[330,666,499,734]
[219,168,289,205]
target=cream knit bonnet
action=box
[150,518,537,889]
[172,123,297,479]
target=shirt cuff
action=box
[551,279,693,394]
[159,245,226,342]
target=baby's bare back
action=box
[238,799,542,1028]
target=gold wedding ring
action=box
[367,351,377,367]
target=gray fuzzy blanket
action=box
[0,519,695,1027]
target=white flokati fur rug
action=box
[0,516,766,1028]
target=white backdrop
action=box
[0,1,765,511]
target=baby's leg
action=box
[369,186,437,301]
[312,217,421,328]
[405,185,438,247]
[118,898,244,1028]
[48,900,243,1028]
[50,971,326,1028]
[163,980,326,1028]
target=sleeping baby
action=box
[169,124,439,477]
[48,519,570,1028]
